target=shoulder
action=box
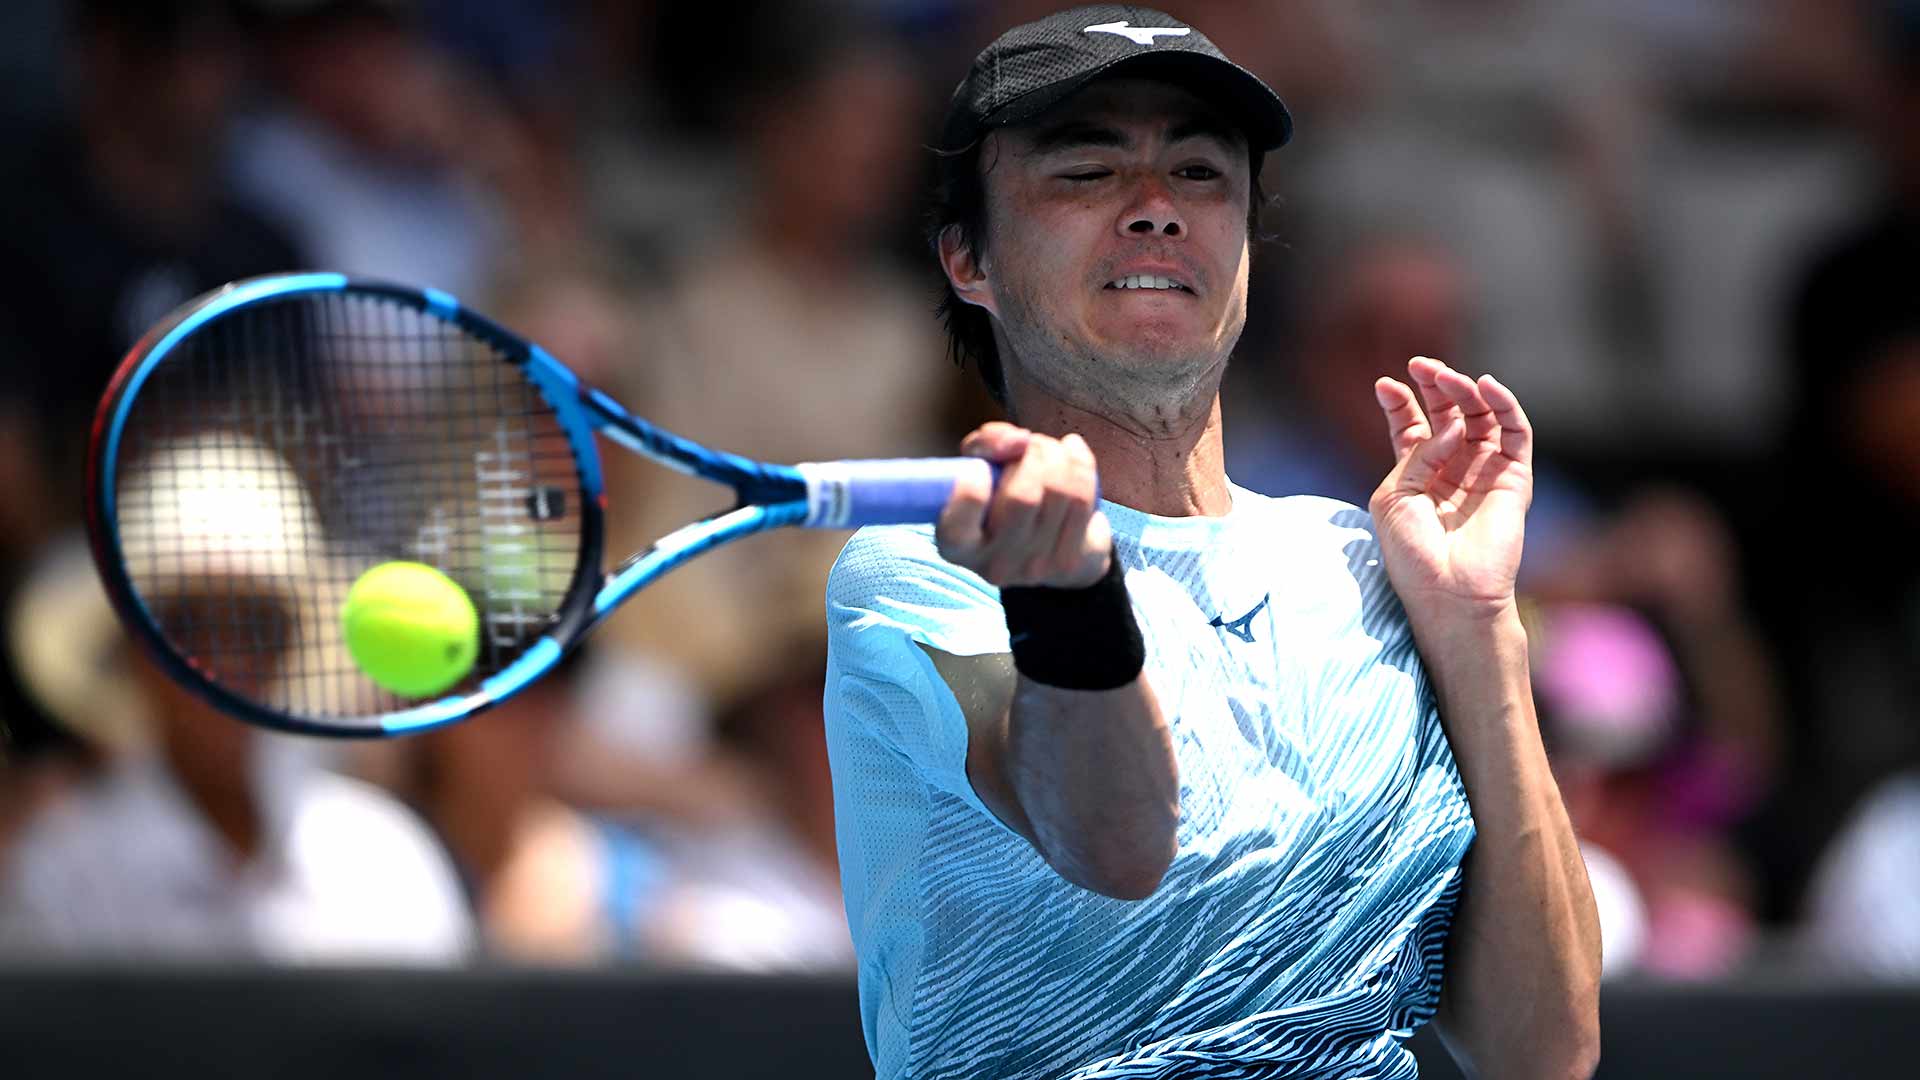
[829,522,937,578]
[827,524,995,613]
[1231,488,1410,636]
[1236,488,1385,569]
[1233,485,1369,526]
[826,525,1008,662]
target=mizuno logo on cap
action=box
[1084,21,1191,46]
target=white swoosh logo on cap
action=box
[1084,21,1192,46]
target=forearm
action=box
[1417,606,1602,1080]
[1002,674,1178,899]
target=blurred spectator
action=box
[0,0,304,560]
[1801,768,1920,979]
[0,0,308,766]
[0,0,64,133]
[366,645,666,963]
[1224,237,1591,581]
[596,2,965,704]
[1226,238,1467,505]
[1755,0,1920,919]
[1275,0,1875,452]
[0,727,98,880]
[480,265,798,843]
[365,638,852,970]
[225,0,518,295]
[1280,0,1642,446]
[1544,489,1785,795]
[573,3,749,269]
[0,438,472,963]
[712,642,842,901]
[1531,599,1765,979]
[1527,481,1787,975]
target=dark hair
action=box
[926,137,1273,405]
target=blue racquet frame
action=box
[87,273,991,737]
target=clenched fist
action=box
[936,422,1111,588]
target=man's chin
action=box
[1090,303,1216,341]
[1087,326,1220,370]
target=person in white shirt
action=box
[0,726,473,964]
[0,438,473,963]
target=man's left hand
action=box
[1369,356,1532,627]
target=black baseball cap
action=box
[940,4,1293,154]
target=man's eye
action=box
[1177,165,1222,180]
[1061,170,1111,182]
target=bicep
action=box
[917,643,1037,845]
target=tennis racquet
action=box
[86,272,993,738]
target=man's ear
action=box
[938,227,998,318]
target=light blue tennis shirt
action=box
[824,485,1476,1080]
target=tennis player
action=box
[824,6,1600,1079]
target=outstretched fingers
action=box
[1479,374,1534,466]
[1407,357,1461,434]
[1375,377,1430,462]
[1432,364,1498,443]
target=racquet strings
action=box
[109,291,584,727]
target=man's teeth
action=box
[1108,275,1187,291]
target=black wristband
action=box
[1000,550,1145,691]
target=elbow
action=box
[1560,965,1604,1079]
[1512,1009,1601,1080]
[1565,1012,1602,1080]
[1534,1034,1601,1080]
[1074,859,1172,901]
[1454,1001,1600,1080]
[1081,852,1172,901]
[1057,820,1178,901]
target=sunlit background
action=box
[0,1,1915,1077]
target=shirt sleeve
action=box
[824,525,1010,814]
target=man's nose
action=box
[1119,176,1183,238]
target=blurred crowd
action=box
[0,0,1915,983]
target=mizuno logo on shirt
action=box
[1084,21,1191,46]
[1210,594,1270,644]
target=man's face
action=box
[970,78,1253,409]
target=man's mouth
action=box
[1105,274,1193,294]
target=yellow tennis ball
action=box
[341,561,479,698]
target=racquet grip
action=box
[796,458,999,528]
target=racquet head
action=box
[87,274,605,737]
